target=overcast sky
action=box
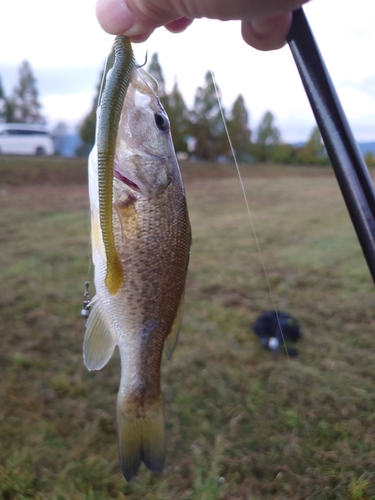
[1,0,374,143]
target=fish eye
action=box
[154,112,170,132]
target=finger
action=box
[241,13,293,51]
[124,18,193,43]
[96,0,309,37]
[164,18,194,34]
[127,32,154,43]
[96,0,134,34]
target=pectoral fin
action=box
[83,296,117,370]
[164,291,185,361]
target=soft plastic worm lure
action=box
[97,36,135,295]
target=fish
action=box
[84,36,191,482]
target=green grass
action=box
[1,157,375,498]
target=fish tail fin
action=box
[116,391,165,481]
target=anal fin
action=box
[83,296,117,370]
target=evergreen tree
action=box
[12,60,45,124]
[77,46,115,156]
[191,71,227,160]
[162,81,191,153]
[255,110,280,161]
[296,126,326,164]
[3,100,16,123]
[306,126,325,161]
[0,76,5,122]
[147,53,166,97]
[148,56,191,154]
[0,76,17,123]
[226,94,252,161]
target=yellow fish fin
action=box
[83,296,117,370]
[117,395,165,481]
[164,291,185,361]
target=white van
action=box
[0,123,55,156]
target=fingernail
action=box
[96,0,135,34]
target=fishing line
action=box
[210,70,283,342]
[210,70,311,436]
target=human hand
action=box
[96,0,310,51]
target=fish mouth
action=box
[114,169,140,191]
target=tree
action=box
[0,76,5,122]
[77,46,115,156]
[0,76,16,123]
[296,126,327,164]
[191,71,227,160]
[255,110,280,162]
[226,94,252,161]
[147,53,166,97]
[306,126,325,161]
[162,81,191,153]
[146,53,191,151]
[12,60,45,124]
[272,143,295,164]
[364,151,375,168]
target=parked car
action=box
[0,123,55,156]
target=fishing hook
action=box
[136,51,148,69]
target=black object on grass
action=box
[253,311,302,357]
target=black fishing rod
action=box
[287,8,375,284]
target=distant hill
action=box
[357,142,375,156]
[293,141,375,157]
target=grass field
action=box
[1,156,375,499]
